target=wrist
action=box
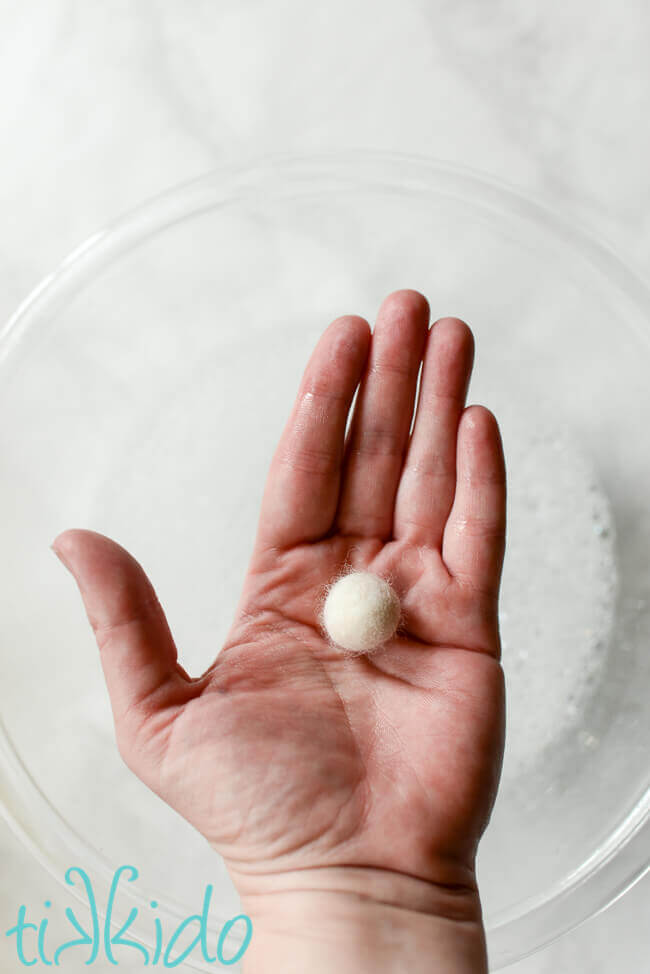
[235,866,487,974]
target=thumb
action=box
[51,529,189,753]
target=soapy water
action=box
[497,415,618,780]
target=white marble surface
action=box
[1,2,649,970]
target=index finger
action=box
[253,315,371,553]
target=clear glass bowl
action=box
[1,150,649,969]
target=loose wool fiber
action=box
[322,571,401,655]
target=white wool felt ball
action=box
[322,571,401,654]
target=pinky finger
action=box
[441,405,507,600]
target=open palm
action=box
[53,290,506,901]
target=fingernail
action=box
[50,541,71,571]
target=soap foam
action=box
[498,417,618,779]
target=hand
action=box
[52,289,507,972]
